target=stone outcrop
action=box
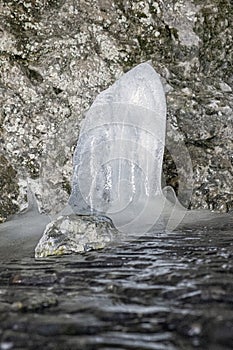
[35,214,116,258]
[0,0,232,222]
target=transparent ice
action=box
[69,63,179,233]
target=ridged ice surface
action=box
[69,63,169,233]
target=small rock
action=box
[35,214,118,258]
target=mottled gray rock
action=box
[0,154,19,222]
[35,214,117,258]
[0,0,232,222]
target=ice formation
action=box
[0,189,50,260]
[69,63,181,234]
[1,63,232,260]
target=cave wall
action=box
[0,0,232,221]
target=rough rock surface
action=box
[35,214,117,258]
[0,0,232,221]
[0,154,19,222]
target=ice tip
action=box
[123,61,157,79]
[145,59,153,66]
[130,61,157,76]
[132,60,153,69]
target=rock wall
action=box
[0,0,232,221]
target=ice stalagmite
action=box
[69,63,173,234]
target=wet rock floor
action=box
[0,224,233,350]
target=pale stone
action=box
[35,215,117,258]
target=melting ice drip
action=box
[69,63,183,234]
